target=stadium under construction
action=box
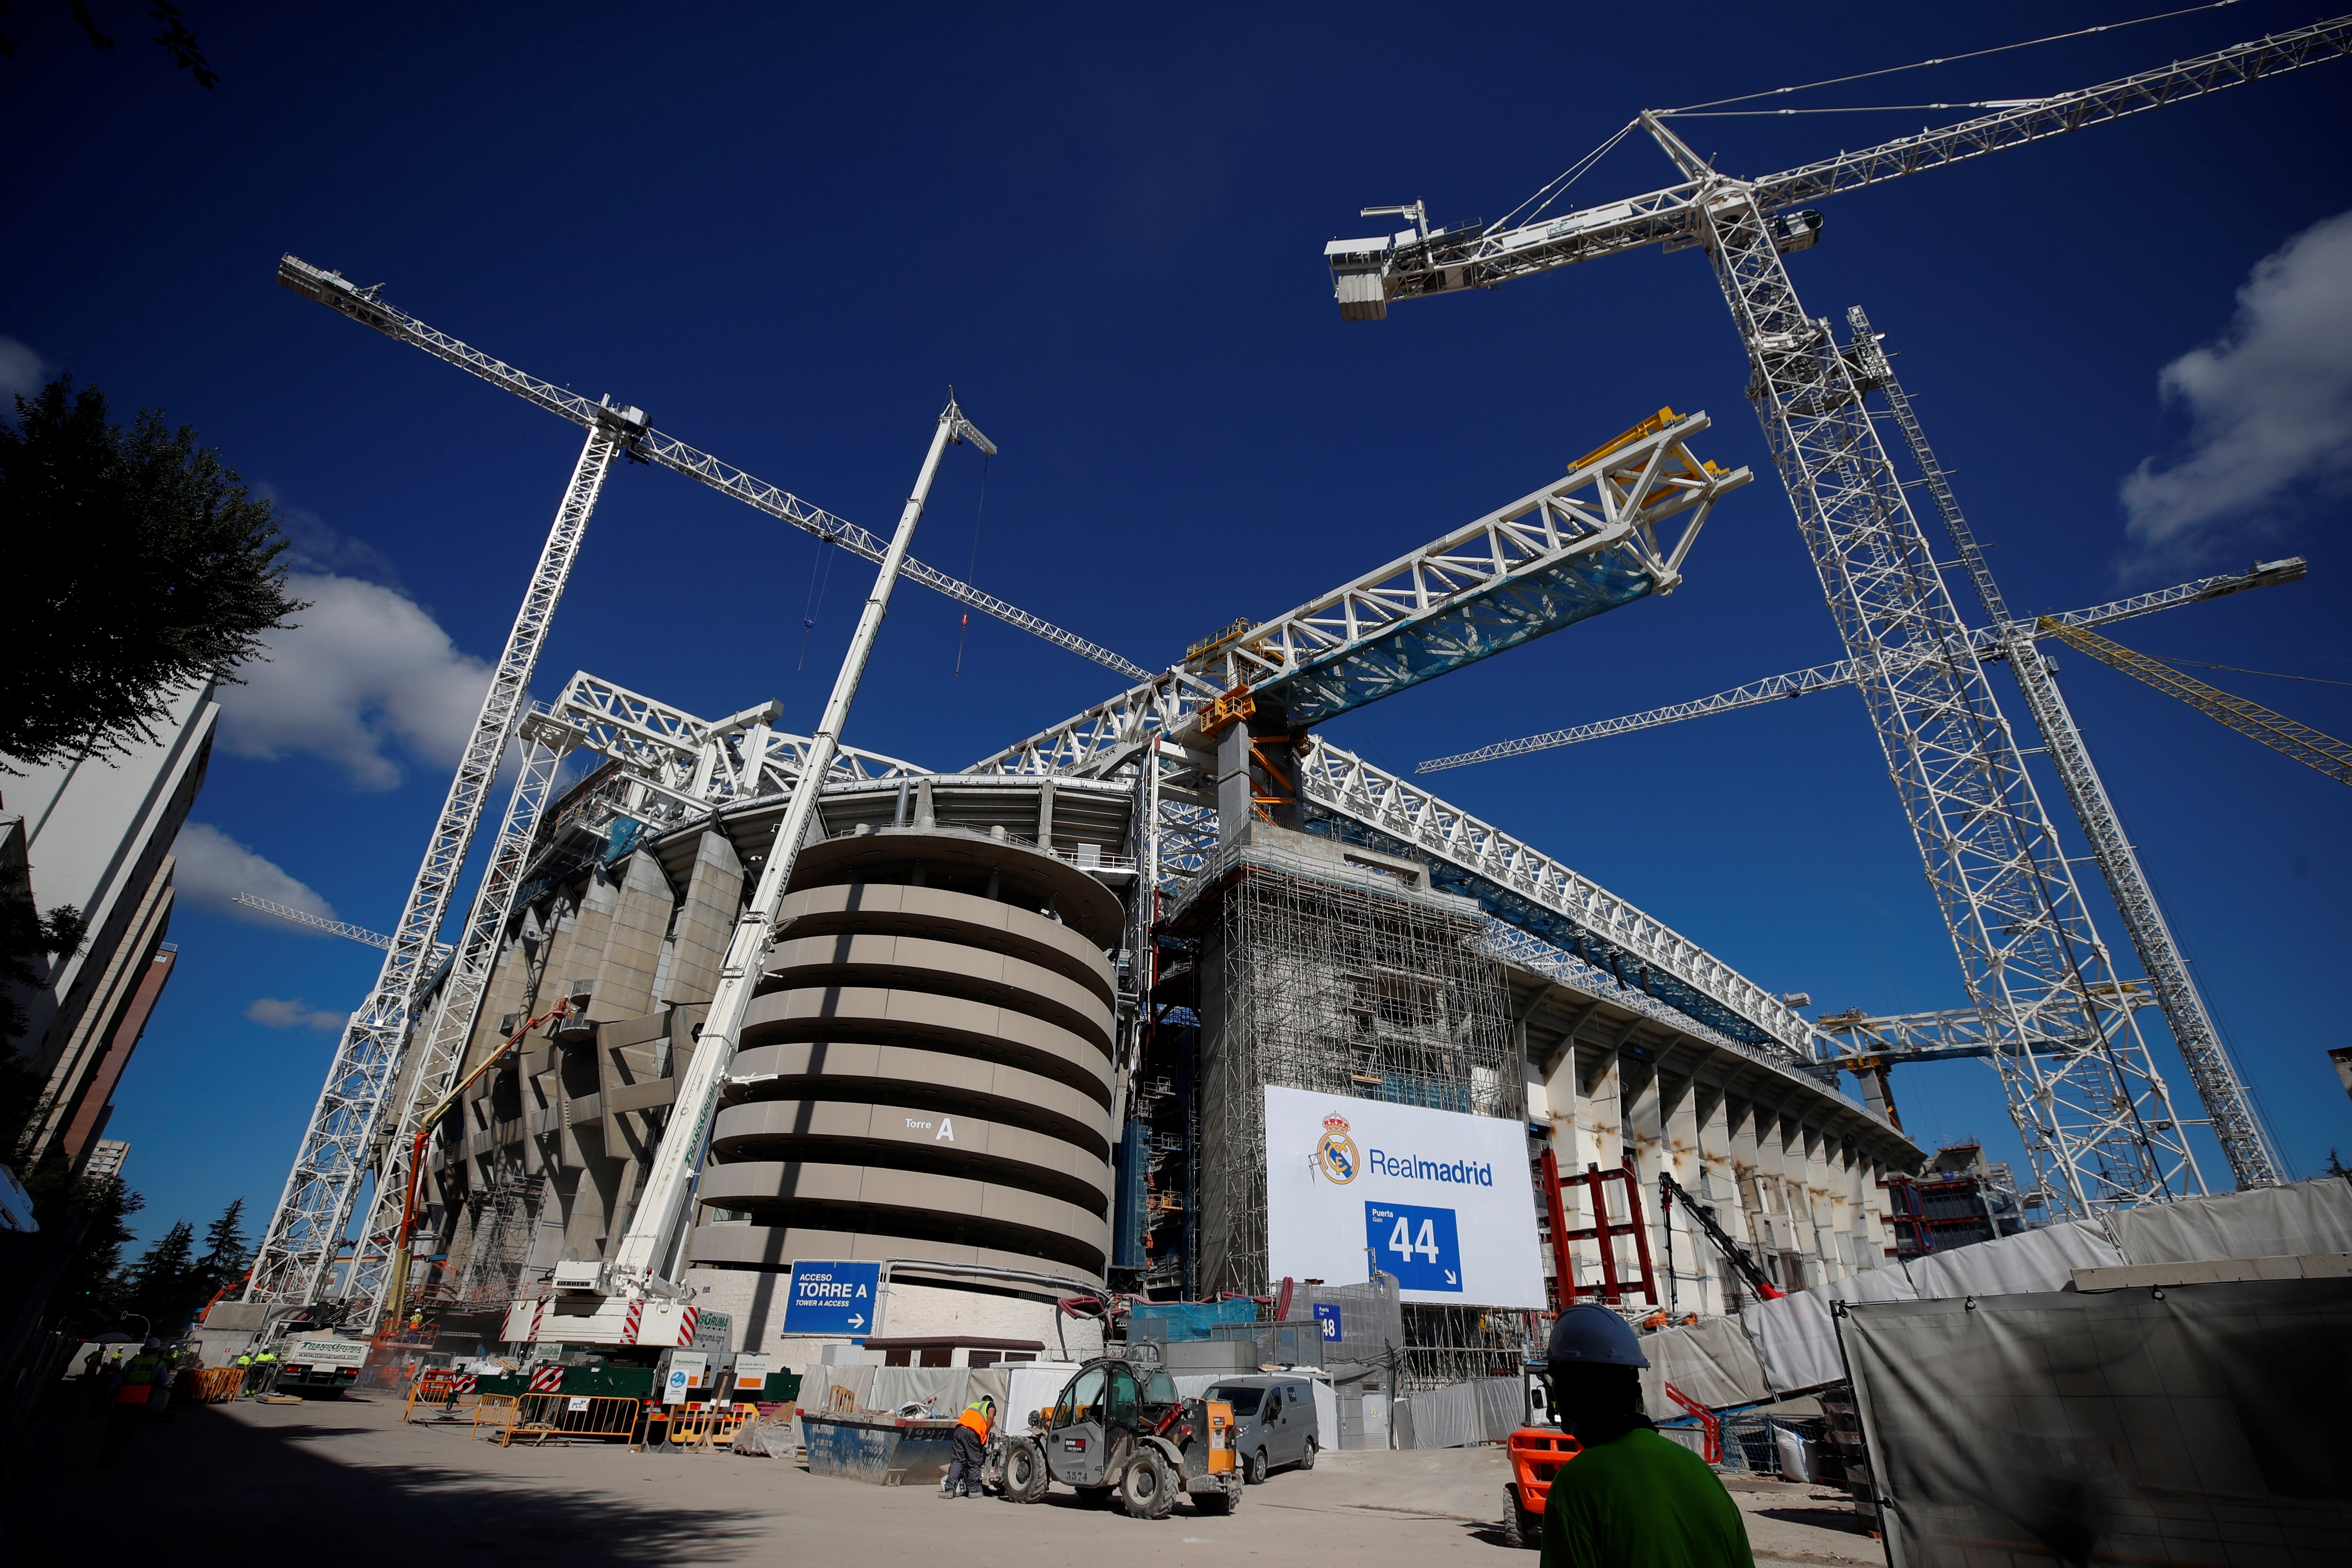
[231,16,2352,1419]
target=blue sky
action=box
[6,0,2346,1254]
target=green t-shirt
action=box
[1540,1428,1753,1568]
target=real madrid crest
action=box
[1315,1112,1359,1184]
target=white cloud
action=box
[245,996,349,1034]
[217,571,493,789]
[0,337,48,401]
[172,822,337,926]
[2121,209,2352,567]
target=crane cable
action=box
[1660,0,2245,114]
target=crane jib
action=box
[1329,13,2352,315]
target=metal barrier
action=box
[403,1377,484,1424]
[471,1393,521,1440]
[666,1401,758,1452]
[183,1367,245,1404]
[497,1393,644,1448]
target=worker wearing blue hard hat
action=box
[1539,1305,1752,1568]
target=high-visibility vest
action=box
[957,1405,991,1442]
[115,1354,164,1405]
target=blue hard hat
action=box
[1544,1304,1648,1369]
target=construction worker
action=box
[100,1339,169,1465]
[943,1395,995,1498]
[1539,1305,1752,1568]
[248,1346,279,1397]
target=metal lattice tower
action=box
[1643,111,2202,1215]
[1197,853,1518,1295]
[1847,310,2282,1191]
[341,728,576,1329]
[246,424,623,1305]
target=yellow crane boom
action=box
[2038,618,2352,788]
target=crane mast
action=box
[1640,108,2201,1216]
[1326,17,2352,1214]
[606,395,994,1293]
[341,726,574,1329]
[1847,311,2282,1191]
[247,419,631,1305]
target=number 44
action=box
[1387,1214,1441,1264]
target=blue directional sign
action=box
[1313,1304,1343,1342]
[783,1260,882,1338]
[1365,1200,1463,1294]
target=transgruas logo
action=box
[1315,1112,1360,1185]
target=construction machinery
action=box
[996,1354,1244,1518]
[1325,16,2352,1213]
[254,255,1092,1329]
[493,392,993,1343]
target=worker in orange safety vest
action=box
[942,1395,995,1499]
[100,1340,169,1466]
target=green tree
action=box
[23,1165,145,1334]
[0,861,86,1050]
[124,1217,198,1331]
[192,1195,251,1301]
[0,376,303,773]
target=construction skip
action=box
[1263,1086,1545,1307]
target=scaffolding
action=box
[420,1169,546,1313]
[1399,1304,1545,1393]
[1197,850,1520,1297]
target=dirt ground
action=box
[2,1391,1885,1566]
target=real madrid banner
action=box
[1264,1085,1547,1308]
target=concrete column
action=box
[1657,1067,1701,1315]
[1037,778,1056,851]
[1214,721,1252,848]
[663,830,746,1005]
[590,851,675,1022]
[1692,1084,1734,1316]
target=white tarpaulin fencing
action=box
[1734,1180,2346,1396]
[2110,1177,2352,1265]
[1839,1278,2352,1567]
[1395,1375,1527,1449]
[1638,1315,1772,1415]
[1906,1217,2124,1300]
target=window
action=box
[1104,1363,1140,1431]
[967,1351,1001,1370]
[919,1348,953,1368]
[1057,1367,1106,1429]
[1206,1386,1263,1416]
[1145,1369,1178,1406]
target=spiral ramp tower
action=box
[691,825,1125,1289]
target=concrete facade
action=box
[417,771,1141,1348]
[2,677,215,1172]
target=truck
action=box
[271,1334,371,1400]
[996,1354,1245,1519]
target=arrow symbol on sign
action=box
[1444,1271,1458,1285]
[848,1313,867,1330]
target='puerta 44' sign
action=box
[1264,1086,1546,1308]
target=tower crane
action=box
[1324,17,2352,1212]
[2038,619,2352,787]
[1419,560,2307,770]
[231,892,448,958]
[250,261,1133,1314]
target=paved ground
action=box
[4,1392,1883,1566]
